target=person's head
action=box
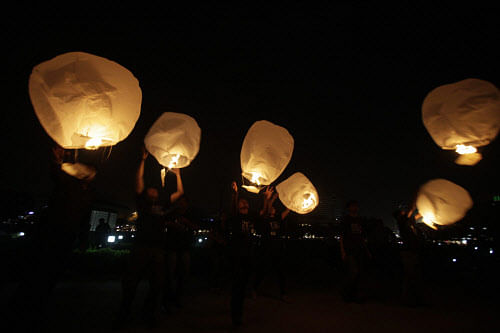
[145,187,159,203]
[238,197,250,215]
[346,200,359,217]
[98,218,106,225]
[175,195,189,215]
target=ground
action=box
[2,246,499,333]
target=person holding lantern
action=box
[226,180,262,328]
[6,144,96,332]
[253,186,291,303]
[114,146,184,329]
[339,200,371,303]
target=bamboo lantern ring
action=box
[416,179,473,230]
[422,78,500,166]
[276,172,319,214]
[29,51,142,150]
[240,120,294,193]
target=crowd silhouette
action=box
[3,141,431,332]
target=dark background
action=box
[1,4,499,229]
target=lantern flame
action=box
[421,212,438,230]
[250,172,262,185]
[168,154,181,169]
[302,193,316,209]
[85,137,104,150]
[455,144,477,155]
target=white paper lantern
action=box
[276,172,318,214]
[416,179,473,228]
[144,112,201,169]
[60,162,96,180]
[422,78,500,165]
[240,120,294,193]
[29,52,142,149]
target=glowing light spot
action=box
[456,144,477,155]
[107,236,116,243]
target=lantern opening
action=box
[84,137,114,150]
[168,154,181,169]
[421,212,438,230]
[455,144,477,155]
[241,172,265,193]
[302,193,316,210]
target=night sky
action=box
[1,5,499,228]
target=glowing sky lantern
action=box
[422,78,500,165]
[144,112,201,170]
[29,52,142,149]
[416,179,473,229]
[276,172,319,214]
[240,120,294,193]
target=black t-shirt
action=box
[340,215,366,254]
[134,192,171,246]
[227,213,260,257]
[395,212,423,252]
[165,215,195,251]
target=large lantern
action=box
[144,112,201,169]
[416,179,473,229]
[276,172,319,214]
[422,78,500,165]
[240,120,294,193]
[29,51,142,150]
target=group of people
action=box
[115,146,293,329]
[3,143,428,332]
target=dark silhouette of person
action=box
[5,144,96,332]
[95,217,111,248]
[339,200,371,303]
[163,194,198,311]
[253,186,291,302]
[114,146,184,329]
[393,204,426,307]
[207,212,229,293]
[226,181,262,328]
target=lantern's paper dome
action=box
[276,172,318,214]
[422,78,500,150]
[29,52,142,149]
[416,179,473,227]
[144,112,201,168]
[240,120,294,193]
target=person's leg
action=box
[163,250,177,308]
[175,250,191,307]
[116,246,150,323]
[142,248,166,326]
[230,256,249,326]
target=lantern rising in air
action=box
[276,172,319,214]
[422,78,500,165]
[240,120,294,193]
[144,112,201,169]
[29,51,142,150]
[416,178,473,229]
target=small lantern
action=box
[144,112,201,169]
[276,172,318,214]
[416,179,473,229]
[240,120,294,193]
[29,51,142,149]
[422,78,500,165]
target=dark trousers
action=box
[400,250,424,305]
[342,251,366,301]
[118,245,165,321]
[164,249,190,307]
[230,255,254,324]
[254,244,286,296]
[5,230,76,332]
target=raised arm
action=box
[169,168,184,203]
[260,186,274,217]
[135,147,148,194]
